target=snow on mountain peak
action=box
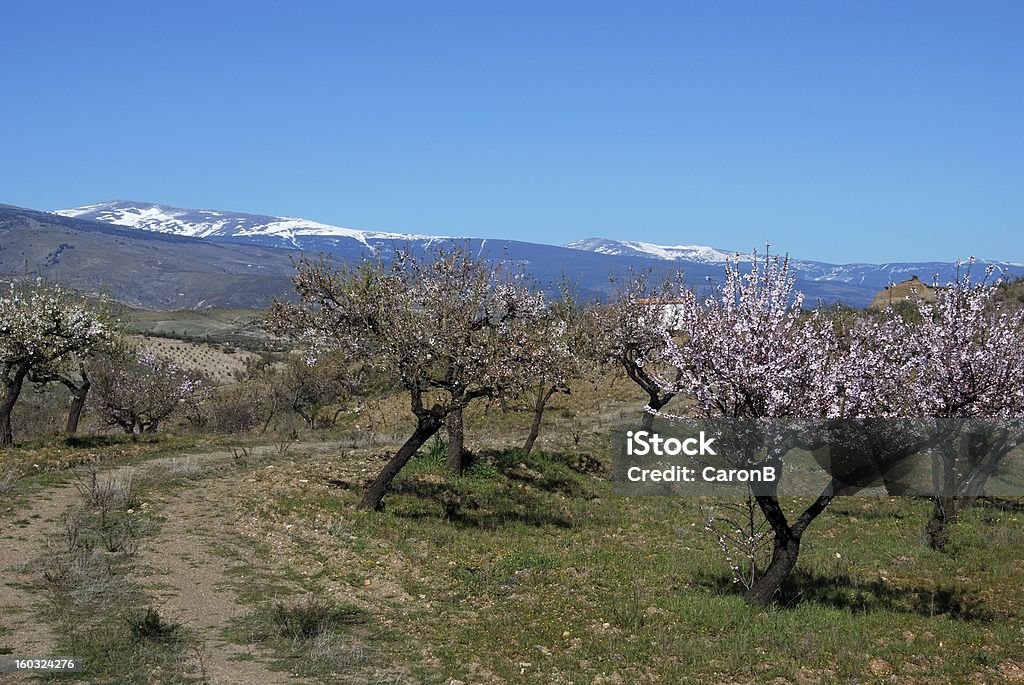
[53,200,440,247]
[563,237,738,263]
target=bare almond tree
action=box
[266,249,548,511]
[519,283,591,455]
[590,270,687,429]
[275,353,357,429]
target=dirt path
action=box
[135,465,301,684]
[0,450,305,684]
[0,482,76,660]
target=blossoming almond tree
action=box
[697,308,922,593]
[91,345,208,435]
[653,249,929,605]
[808,304,946,501]
[908,262,1024,550]
[0,280,111,447]
[654,251,848,606]
[266,249,548,511]
[520,283,592,455]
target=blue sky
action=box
[1,1,1021,263]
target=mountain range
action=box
[0,203,296,309]
[0,199,1014,310]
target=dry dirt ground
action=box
[0,450,309,684]
[0,482,71,665]
[136,457,306,685]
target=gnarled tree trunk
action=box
[358,414,443,511]
[926,496,959,552]
[64,372,90,436]
[0,363,30,448]
[743,524,802,607]
[622,359,677,431]
[742,484,835,607]
[641,393,671,431]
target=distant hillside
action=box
[5,199,1017,310]
[54,200,896,306]
[566,237,1021,300]
[870,276,937,309]
[996,277,1024,309]
[56,200,1024,309]
[121,307,282,351]
[0,204,298,309]
[133,335,262,385]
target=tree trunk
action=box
[923,431,1022,550]
[294,404,315,429]
[743,527,802,607]
[65,375,90,436]
[741,487,834,607]
[621,359,675,431]
[926,496,958,552]
[358,416,442,511]
[446,406,466,474]
[259,405,278,434]
[523,384,559,455]
[641,393,670,431]
[926,444,965,552]
[329,406,346,428]
[0,365,29,448]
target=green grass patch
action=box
[240,444,1024,684]
[225,594,371,680]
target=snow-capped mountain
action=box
[563,238,737,264]
[53,200,742,302]
[54,200,445,254]
[48,201,1020,308]
[564,237,1021,288]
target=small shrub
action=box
[465,459,499,480]
[610,580,647,630]
[40,546,132,608]
[205,385,266,433]
[126,607,181,643]
[75,470,137,512]
[409,435,448,472]
[304,632,369,672]
[272,594,363,641]
[162,457,204,480]
[701,495,772,591]
[0,466,17,494]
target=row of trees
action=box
[5,250,1022,607]
[266,251,556,510]
[0,279,388,445]
[267,248,1024,607]
[645,253,1024,605]
[0,282,220,442]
